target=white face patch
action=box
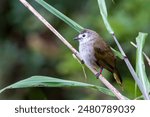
[78,32,90,44]
[78,33,88,39]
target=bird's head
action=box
[74,29,99,44]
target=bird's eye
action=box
[82,34,86,37]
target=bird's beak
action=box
[74,36,80,40]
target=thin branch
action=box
[131,41,150,66]
[111,33,150,100]
[143,53,150,66]
[19,0,126,100]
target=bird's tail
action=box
[113,69,123,87]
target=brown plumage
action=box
[74,29,122,86]
[94,37,122,85]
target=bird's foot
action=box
[95,72,101,79]
[95,67,103,79]
[81,60,84,64]
[100,67,103,74]
[123,56,128,59]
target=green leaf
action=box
[136,32,150,95]
[0,76,115,97]
[97,0,113,33]
[35,0,84,32]
[111,47,123,60]
[131,41,150,67]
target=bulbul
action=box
[74,29,122,85]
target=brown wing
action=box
[94,37,116,72]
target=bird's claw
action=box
[95,72,101,79]
[81,60,84,64]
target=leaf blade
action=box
[35,0,84,32]
[97,0,113,33]
[136,32,150,95]
[0,76,115,97]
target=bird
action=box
[74,29,122,86]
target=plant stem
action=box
[19,0,127,100]
[111,33,150,100]
[131,41,150,66]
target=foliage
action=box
[135,32,150,96]
[0,76,114,97]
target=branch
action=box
[19,0,126,100]
[131,41,150,67]
[111,33,150,99]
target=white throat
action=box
[79,38,97,69]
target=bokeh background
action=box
[0,0,150,99]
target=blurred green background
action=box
[0,0,150,99]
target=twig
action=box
[72,54,87,79]
[143,53,150,66]
[131,41,150,66]
[111,33,150,99]
[19,0,126,100]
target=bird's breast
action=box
[79,42,97,68]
